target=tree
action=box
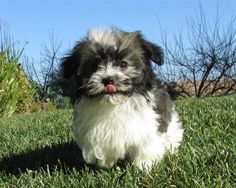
[157,6,236,98]
[24,31,63,99]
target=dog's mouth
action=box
[84,85,132,105]
[99,90,131,97]
[85,83,132,97]
[105,84,117,94]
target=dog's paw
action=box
[134,159,156,171]
[96,158,117,169]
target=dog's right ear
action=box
[61,42,85,79]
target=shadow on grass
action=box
[0,141,88,175]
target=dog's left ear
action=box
[61,41,85,79]
[61,53,79,79]
[142,39,164,65]
[131,32,164,65]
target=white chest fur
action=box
[72,94,183,169]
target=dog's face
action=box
[62,27,164,104]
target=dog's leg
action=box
[82,149,97,165]
[82,148,122,169]
[95,156,119,169]
[131,138,166,171]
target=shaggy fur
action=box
[61,27,184,170]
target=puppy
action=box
[61,27,184,170]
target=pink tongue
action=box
[105,84,117,93]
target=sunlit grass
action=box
[0,95,235,187]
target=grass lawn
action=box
[0,95,236,187]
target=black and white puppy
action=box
[62,27,184,170]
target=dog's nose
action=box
[102,77,114,86]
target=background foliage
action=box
[0,51,35,117]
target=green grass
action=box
[0,95,236,187]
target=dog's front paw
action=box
[96,158,117,169]
[134,159,156,171]
[82,150,118,169]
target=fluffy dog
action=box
[61,27,184,170]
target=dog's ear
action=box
[130,32,164,65]
[61,41,85,79]
[61,54,78,79]
[142,39,164,65]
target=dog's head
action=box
[62,27,163,104]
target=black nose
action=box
[102,77,114,86]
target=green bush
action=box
[54,96,73,109]
[0,51,35,117]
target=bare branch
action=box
[157,5,236,98]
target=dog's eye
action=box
[119,61,128,69]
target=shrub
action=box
[0,50,35,117]
[54,96,73,109]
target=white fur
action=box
[88,27,118,46]
[73,94,184,170]
[162,111,184,153]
